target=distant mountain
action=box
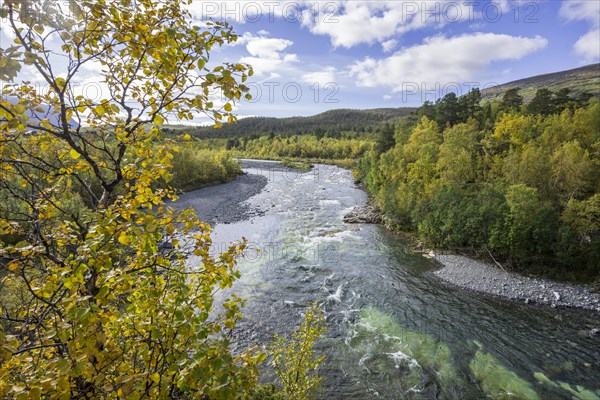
[481,63,600,102]
[168,65,599,139]
[1,96,79,128]
[172,108,416,139]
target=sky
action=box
[190,0,600,119]
[1,0,599,122]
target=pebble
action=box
[553,291,561,302]
[433,254,600,312]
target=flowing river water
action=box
[177,160,600,400]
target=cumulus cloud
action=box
[381,39,398,53]
[301,1,473,48]
[302,67,336,85]
[560,0,600,61]
[245,37,294,58]
[560,0,600,26]
[574,29,600,61]
[237,32,299,77]
[348,33,548,92]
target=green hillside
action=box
[481,63,600,102]
[166,107,415,139]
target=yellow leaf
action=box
[154,115,165,125]
[118,233,130,245]
[55,77,66,89]
[70,149,81,159]
[224,103,232,112]
[95,105,105,115]
[150,372,160,384]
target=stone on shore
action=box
[343,203,383,224]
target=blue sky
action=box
[189,0,600,119]
[1,0,598,123]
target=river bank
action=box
[344,192,600,314]
[172,159,309,225]
[172,172,268,225]
[432,254,600,314]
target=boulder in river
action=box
[343,203,383,224]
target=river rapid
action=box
[176,160,600,400]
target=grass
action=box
[281,159,313,170]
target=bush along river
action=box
[174,160,600,400]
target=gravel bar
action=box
[433,254,600,312]
[171,172,268,226]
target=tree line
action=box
[356,89,600,283]
[165,108,414,139]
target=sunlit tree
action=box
[0,0,266,398]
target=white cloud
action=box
[560,0,600,61]
[383,95,393,100]
[574,29,600,61]
[301,1,473,48]
[348,33,548,92]
[237,33,299,77]
[1,25,16,41]
[560,0,600,26]
[495,0,514,13]
[246,37,293,58]
[302,67,336,85]
[381,39,398,53]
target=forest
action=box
[188,85,600,283]
[355,88,600,282]
[164,107,414,139]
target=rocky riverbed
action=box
[171,159,310,225]
[171,172,268,225]
[343,203,383,224]
[433,254,600,313]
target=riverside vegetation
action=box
[356,88,600,284]
[192,85,599,284]
[0,1,324,399]
[194,85,599,284]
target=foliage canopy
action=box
[0,0,270,398]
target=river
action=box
[177,160,600,400]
